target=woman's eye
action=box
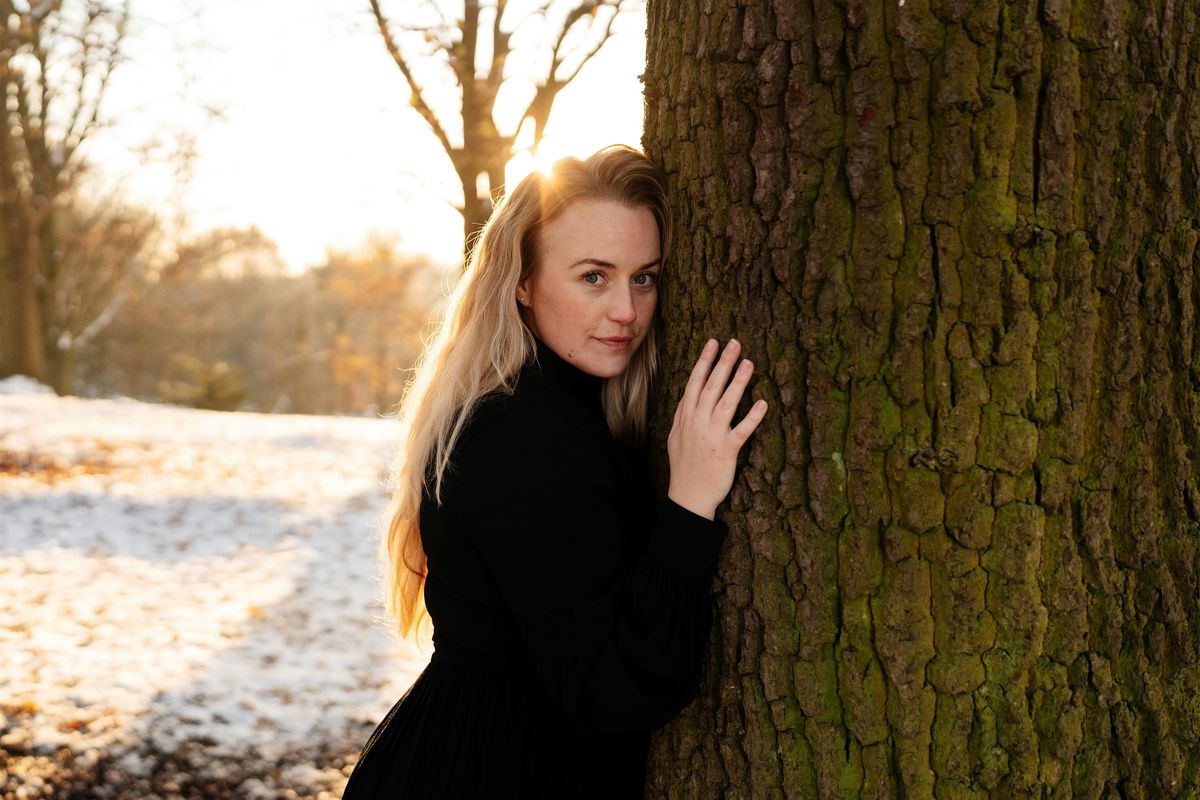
[633,272,658,287]
[583,272,604,285]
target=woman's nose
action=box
[608,287,637,323]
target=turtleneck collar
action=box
[530,336,603,411]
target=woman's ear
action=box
[516,277,531,307]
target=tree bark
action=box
[0,54,48,383]
[643,1,1200,797]
[0,214,50,383]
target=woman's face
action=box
[518,199,661,379]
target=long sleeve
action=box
[442,391,727,735]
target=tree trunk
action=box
[53,341,76,396]
[0,224,50,384]
[0,65,48,383]
[643,2,1200,798]
[42,208,74,395]
[461,172,493,258]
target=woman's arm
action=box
[446,396,726,734]
[446,338,766,734]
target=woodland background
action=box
[2,0,639,413]
[2,2,646,798]
[5,1,1199,799]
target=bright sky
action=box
[87,0,647,272]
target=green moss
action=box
[932,691,976,780]
[1032,304,1069,413]
[985,501,1045,581]
[945,465,993,554]
[977,741,1011,791]
[933,779,991,800]
[847,461,890,529]
[1030,659,1085,792]
[893,233,933,310]
[1014,470,1038,503]
[985,363,1036,414]
[873,559,936,695]
[894,731,936,797]
[898,467,945,533]
[861,743,898,798]
[979,92,1018,178]
[776,720,818,800]
[883,522,921,563]
[837,598,888,751]
[792,648,843,723]
[840,525,884,599]
[755,568,799,659]
[923,528,981,576]
[963,177,1019,256]
[977,405,1038,474]
[739,674,787,798]
[1015,223,1058,280]
[929,653,987,694]
[808,458,850,532]
[950,354,986,410]
[878,386,903,442]
[936,27,983,110]
[982,588,1047,682]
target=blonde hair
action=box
[381,146,672,637]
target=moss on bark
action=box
[644,0,1200,796]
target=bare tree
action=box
[0,0,131,388]
[46,195,158,394]
[369,0,637,254]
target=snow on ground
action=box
[0,377,432,798]
[0,377,52,396]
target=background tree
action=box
[315,236,439,413]
[643,2,1199,797]
[83,226,289,407]
[43,193,157,395]
[369,0,636,252]
[83,227,441,415]
[0,0,131,388]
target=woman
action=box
[342,146,767,799]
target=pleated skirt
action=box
[340,660,650,799]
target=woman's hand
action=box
[667,338,769,520]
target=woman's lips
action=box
[597,336,633,350]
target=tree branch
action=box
[64,250,146,351]
[15,9,53,198]
[56,6,93,168]
[368,0,455,160]
[454,0,478,99]
[62,0,127,159]
[487,0,509,88]
[552,0,621,86]
[517,0,624,146]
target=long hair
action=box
[381,145,672,637]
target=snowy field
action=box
[0,377,431,799]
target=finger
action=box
[699,339,742,409]
[730,398,769,444]
[714,358,754,427]
[680,338,718,410]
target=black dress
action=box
[341,339,727,799]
